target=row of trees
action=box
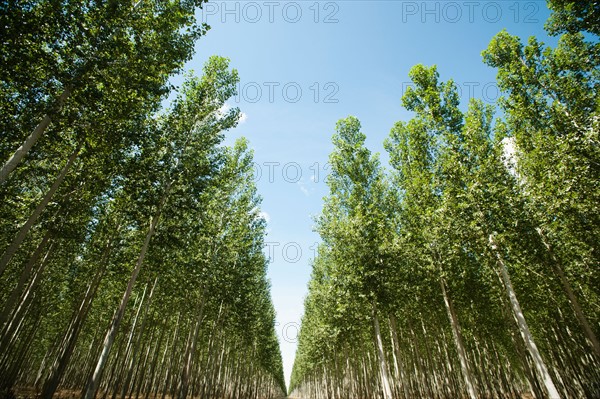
[1,2,285,399]
[290,1,599,398]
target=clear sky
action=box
[175,0,555,386]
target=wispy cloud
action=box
[298,181,310,196]
[259,211,271,223]
[217,103,230,118]
[217,103,247,125]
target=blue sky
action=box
[175,0,554,386]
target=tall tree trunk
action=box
[0,306,41,390]
[178,295,206,399]
[489,234,561,399]
[440,277,478,399]
[372,301,393,399]
[82,181,171,399]
[142,323,166,399]
[0,141,82,277]
[0,242,54,356]
[0,87,72,184]
[156,312,180,399]
[121,278,158,399]
[41,268,105,398]
[112,284,148,399]
[41,237,114,399]
[536,228,600,357]
[389,314,408,399]
[0,230,51,329]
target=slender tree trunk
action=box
[82,182,171,399]
[372,301,393,399]
[489,234,561,399]
[155,313,180,399]
[40,248,109,399]
[536,228,600,357]
[121,279,158,399]
[0,230,51,329]
[389,314,408,399]
[440,277,478,399]
[0,141,82,277]
[0,87,72,184]
[0,242,53,357]
[0,306,41,390]
[112,284,147,399]
[178,295,206,399]
[143,323,166,399]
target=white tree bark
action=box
[489,234,561,399]
[0,88,72,184]
[440,277,478,399]
[373,302,393,399]
[82,181,171,399]
[536,228,600,357]
[0,141,82,277]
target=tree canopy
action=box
[290,2,599,397]
[0,3,285,398]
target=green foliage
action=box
[0,3,285,395]
[291,2,599,397]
